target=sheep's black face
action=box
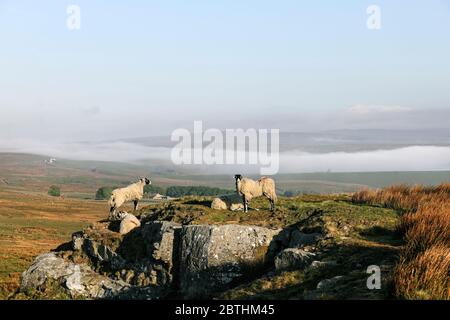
[145,178,151,185]
[234,174,242,181]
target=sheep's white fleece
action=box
[108,180,146,211]
[211,193,244,211]
[236,177,277,202]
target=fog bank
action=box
[0,139,449,173]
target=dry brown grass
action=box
[353,183,450,300]
[401,199,449,258]
[352,183,450,212]
[393,245,450,300]
[0,190,106,299]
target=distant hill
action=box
[1,153,449,198]
[121,128,450,153]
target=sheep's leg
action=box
[270,199,275,212]
[242,195,248,213]
[133,200,139,211]
[264,194,274,212]
[109,206,116,221]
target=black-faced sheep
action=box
[108,178,150,220]
[234,174,277,212]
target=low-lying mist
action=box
[0,139,449,173]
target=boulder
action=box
[289,230,322,248]
[211,194,244,211]
[316,275,344,290]
[119,214,141,235]
[20,252,129,299]
[309,260,338,269]
[274,248,316,271]
[179,224,280,298]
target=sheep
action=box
[234,174,277,213]
[211,193,244,211]
[108,178,151,220]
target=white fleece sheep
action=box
[234,174,277,212]
[211,193,244,211]
[108,178,151,220]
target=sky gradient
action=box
[1,0,449,141]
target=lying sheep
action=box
[108,178,151,220]
[211,193,244,211]
[234,174,277,212]
[119,213,141,235]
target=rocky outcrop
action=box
[20,252,130,299]
[20,219,286,299]
[179,224,281,298]
[20,199,333,301]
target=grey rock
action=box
[21,221,287,299]
[141,221,182,287]
[309,260,338,269]
[141,221,181,268]
[64,265,85,293]
[274,248,316,271]
[289,230,322,248]
[316,275,344,290]
[179,224,280,298]
[21,253,75,290]
[84,239,116,262]
[20,252,130,299]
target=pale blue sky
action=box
[0,0,449,140]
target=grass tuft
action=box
[353,183,450,300]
